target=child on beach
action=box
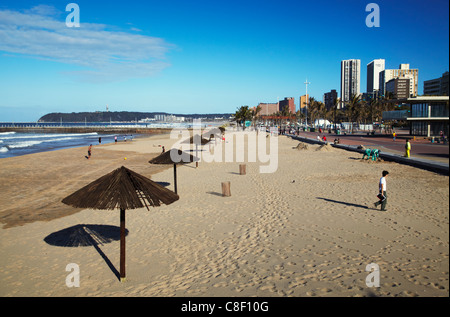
[374,170,389,211]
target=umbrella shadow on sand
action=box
[61,166,179,282]
[44,224,129,281]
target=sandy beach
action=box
[0,131,448,297]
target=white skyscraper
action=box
[341,59,361,105]
[367,59,385,93]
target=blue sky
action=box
[0,0,448,122]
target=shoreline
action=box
[0,130,173,160]
[0,126,175,135]
[0,132,448,297]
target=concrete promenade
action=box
[288,131,449,175]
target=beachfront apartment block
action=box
[255,97,296,116]
[379,64,418,98]
[279,97,296,114]
[341,59,361,104]
[386,77,411,99]
[300,94,309,113]
[154,114,185,122]
[256,102,279,116]
[323,90,338,110]
[367,59,385,94]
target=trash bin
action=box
[337,129,341,135]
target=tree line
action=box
[233,93,401,131]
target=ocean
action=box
[0,121,224,159]
[0,131,130,159]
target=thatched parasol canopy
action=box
[62,166,179,211]
[148,149,197,165]
[62,166,179,282]
[149,149,198,194]
[182,134,210,145]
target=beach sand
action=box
[0,132,448,297]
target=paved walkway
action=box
[288,131,449,175]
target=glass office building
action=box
[407,97,449,137]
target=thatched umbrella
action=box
[182,134,209,168]
[182,134,211,145]
[62,166,179,282]
[149,149,197,194]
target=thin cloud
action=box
[0,6,174,82]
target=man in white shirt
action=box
[374,170,389,211]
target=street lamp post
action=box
[304,79,310,127]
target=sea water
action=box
[0,131,129,159]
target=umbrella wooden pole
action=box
[173,163,178,194]
[120,208,126,282]
[196,144,198,168]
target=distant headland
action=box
[38,111,233,123]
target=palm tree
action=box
[308,97,318,127]
[358,99,371,129]
[344,94,361,133]
[377,92,396,133]
[316,101,329,127]
[233,106,253,130]
[368,98,378,124]
[251,105,261,129]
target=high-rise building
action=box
[323,90,338,110]
[341,59,361,104]
[379,64,418,97]
[424,71,449,96]
[386,77,410,99]
[279,97,296,114]
[299,94,309,113]
[367,59,385,94]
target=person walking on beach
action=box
[405,139,411,158]
[374,170,389,211]
[87,144,92,160]
[393,131,396,141]
[115,136,117,144]
[99,137,102,144]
